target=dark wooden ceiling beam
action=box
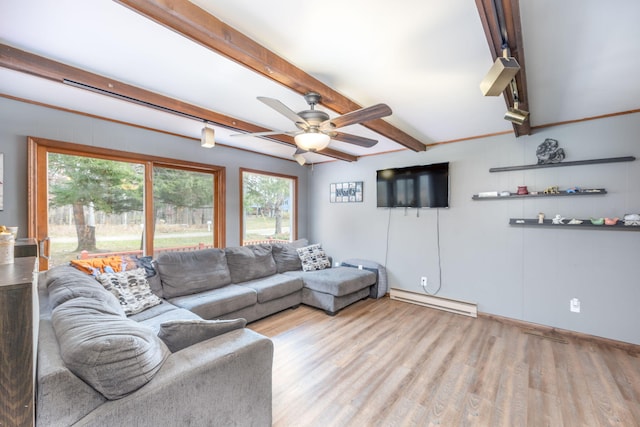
[475,0,531,137]
[115,0,426,152]
[0,43,356,162]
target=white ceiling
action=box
[1,0,639,164]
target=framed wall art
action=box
[330,181,363,203]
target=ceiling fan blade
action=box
[331,132,379,148]
[294,147,308,155]
[258,96,309,128]
[323,103,392,130]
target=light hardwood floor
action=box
[249,297,640,427]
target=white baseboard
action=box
[389,288,477,318]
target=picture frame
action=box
[330,181,363,203]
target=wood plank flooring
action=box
[249,297,640,427]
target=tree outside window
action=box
[241,169,296,245]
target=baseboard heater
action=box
[390,288,477,318]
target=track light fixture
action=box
[201,124,215,148]
[480,48,520,96]
[503,80,529,125]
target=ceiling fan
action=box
[238,92,392,154]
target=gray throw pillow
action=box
[225,245,277,283]
[158,318,247,352]
[52,297,170,400]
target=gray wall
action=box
[308,113,640,345]
[2,96,638,344]
[0,97,309,247]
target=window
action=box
[29,137,224,269]
[152,166,215,255]
[240,169,297,246]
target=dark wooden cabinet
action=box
[14,239,38,258]
[0,257,37,427]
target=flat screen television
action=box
[376,162,449,208]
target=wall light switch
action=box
[570,298,580,313]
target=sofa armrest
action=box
[74,328,273,427]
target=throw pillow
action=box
[296,243,331,271]
[158,318,247,352]
[96,268,163,316]
[69,256,126,276]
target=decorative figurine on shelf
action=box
[552,214,565,224]
[538,212,545,224]
[536,138,566,164]
[566,187,580,193]
[590,218,604,225]
[623,213,640,226]
[544,186,559,194]
[604,217,620,225]
[516,186,529,195]
[568,218,583,224]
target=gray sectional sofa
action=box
[36,240,377,426]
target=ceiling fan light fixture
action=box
[201,125,215,148]
[294,131,330,151]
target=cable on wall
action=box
[421,208,443,296]
[383,208,392,268]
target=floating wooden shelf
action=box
[489,156,635,173]
[472,189,607,200]
[509,218,640,231]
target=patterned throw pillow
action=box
[97,268,162,316]
[296,243,331,271]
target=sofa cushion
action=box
[168,285,257,320]
[238,274,303,303]
[271,239,308,273]
[52,297,170,400]
[96,268,163,316]
[286,266,376,297]
[225,245,277,283]
[297,243,331,271]
[158,318,247,352]
[155,249,232,298]
[46,266,124,315]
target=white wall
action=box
[0,97,309,247]
[307,113,640,345]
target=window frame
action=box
[27,137,226,265]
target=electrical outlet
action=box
[570,298,580,313]
[421,276,427,287]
